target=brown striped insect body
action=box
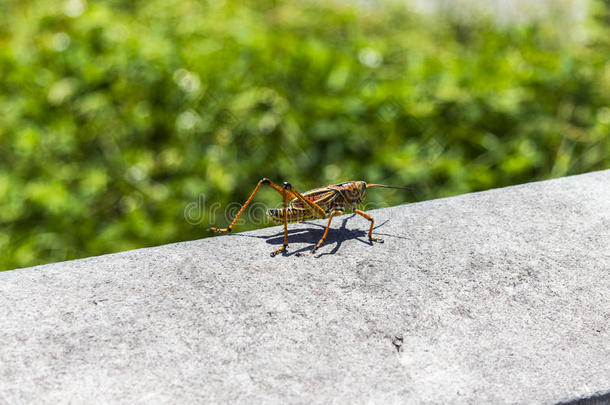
[267,181,365,224]
[208,178,408,256]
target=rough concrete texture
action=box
[1,171,610,404]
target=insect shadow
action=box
[237,214,400,257]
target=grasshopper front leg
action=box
[354,209,384,243]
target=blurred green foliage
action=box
[1,0,609,270]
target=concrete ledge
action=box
[1,171,609,404]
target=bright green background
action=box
[1,0,609,270]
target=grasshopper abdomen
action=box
[267,208,316,224]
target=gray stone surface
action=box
[1,171,610,404]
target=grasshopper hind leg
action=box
[270,182,290,257]
[208,177,295,234]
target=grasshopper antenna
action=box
[365,183,412,190]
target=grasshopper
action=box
[208,178,409,256]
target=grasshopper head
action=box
[356,181,368,201]
[335,181,367,205]
[339,181,409,205]
[349,181,368,204]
